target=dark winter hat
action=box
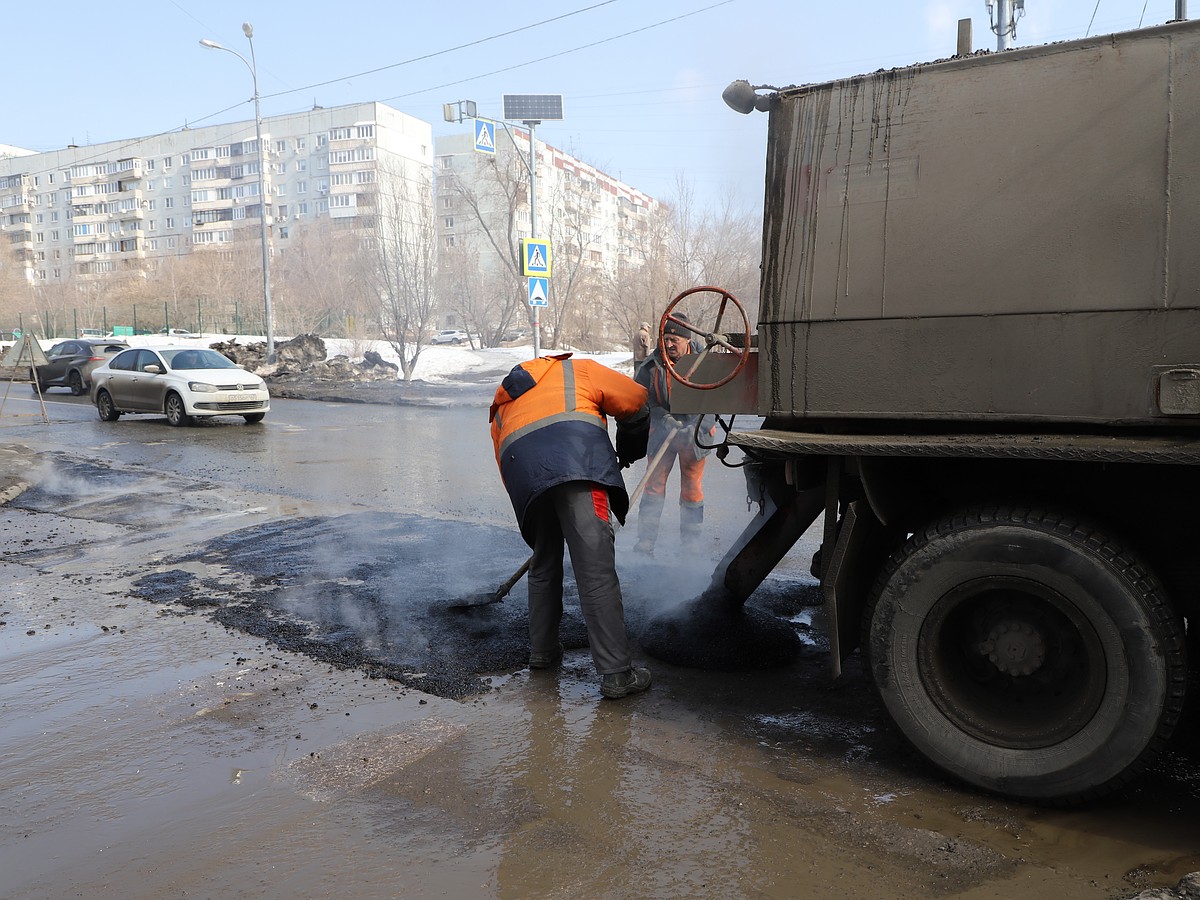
[663,313,690,338]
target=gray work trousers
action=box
[525,481,632,675]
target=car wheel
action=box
[863,506,1187,804]
[164,392,191,427]
[31,380,44,394]
[243,413,265,424]
[96,390,121,421]
[68,370,85,396]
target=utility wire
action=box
[1086,0,1103,36]
[260,0,621,102]
[384,1,735,102]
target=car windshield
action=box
[161,349,240,370]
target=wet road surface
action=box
[3,391,1200,898]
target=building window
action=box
[297,181,307,193]
[165,217,175,229]
[297,137,306,150]
[276,140,287,153]
[356,125,374,138]
[444,217,454,228]
[445,235,456,247]
[296,160,307,172]
[165,197,174,208]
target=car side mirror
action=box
[143,364,162,374]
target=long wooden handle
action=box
[493,556,532,601]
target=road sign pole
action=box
[528,121,540,358]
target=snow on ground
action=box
[321,338,636,383]
[37,332,637,383]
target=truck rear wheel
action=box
[863,506,1186,804]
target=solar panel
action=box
[502,94,564,121]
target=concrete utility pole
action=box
[1178,1,1188,21]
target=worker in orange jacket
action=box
[634,313,715,555]
[490,353,653,699]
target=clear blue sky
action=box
[6,1,1185,213]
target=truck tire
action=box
[863,506,1186,804]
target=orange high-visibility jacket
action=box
[490,353,649,542]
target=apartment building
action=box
[0,102,432,284]
[434,129,661,281]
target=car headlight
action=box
[188,381,219,393]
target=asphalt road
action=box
[3,387,1200,899]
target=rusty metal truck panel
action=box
[760,20,1200,426]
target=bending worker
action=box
[634,313,715,555]
[489,352,653,699]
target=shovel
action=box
[446,422,685,612]
[446,556,532,610]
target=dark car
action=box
[34,339,131,395]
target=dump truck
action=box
[667,18,1200,804]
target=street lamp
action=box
[200,23,275,362]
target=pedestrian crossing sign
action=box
[474,119,495,155]
[520,238,552,277]
[528,277,548,307]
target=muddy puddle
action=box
[4,443,1200,898]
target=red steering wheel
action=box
[659,286,751,390]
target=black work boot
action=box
[529,643,564,670]
[600,666,652,699]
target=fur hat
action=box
[663,313,691,338]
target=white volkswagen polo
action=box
[91,346,270,426]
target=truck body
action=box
[679,20,1200,803]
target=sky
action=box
[5,1,1187,215]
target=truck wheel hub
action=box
[978,621,1046,677]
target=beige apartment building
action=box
[434,128,661,280]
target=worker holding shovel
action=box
[489,353,653,699]
[633,313,717,556]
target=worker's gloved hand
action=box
[616,422,649,468]
[663,414,687,432]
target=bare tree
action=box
[274,219,371,337]
[364,158,439,381]
[442,151,530,346]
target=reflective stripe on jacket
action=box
[490,353,649,541]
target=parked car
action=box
[34,339,131,395]
[91,346,269,426]
[158,328,197,337]
[431,329,469,345]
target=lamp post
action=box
[200,23,275,362]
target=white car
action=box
[91,346,269,426]
[431,329,469,345]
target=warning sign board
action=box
[528,277,548,307]
[474,120,496,155]
[519,238,551,277]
